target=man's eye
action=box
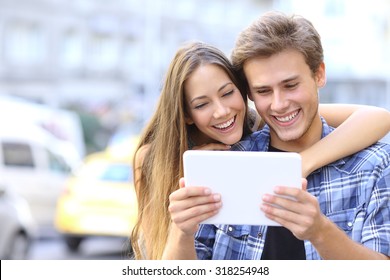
[286,83,298,89]
[256,89,271,95]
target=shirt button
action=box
[347,222,353,227]
[228,226,234,232]
[257,232,263,238]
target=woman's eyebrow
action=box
[190,95,208,104]
[190,82,233,104]
[217,82,233,92]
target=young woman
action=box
[130,41,390,260]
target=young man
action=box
[214,11,389,260]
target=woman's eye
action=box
[194,103,207,109]
[222,90,234,97]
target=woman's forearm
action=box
[301,105,390,177]
[162,224,198,260]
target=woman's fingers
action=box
[170,186,212,201]
[168,185,221,235]
[171,201,222,224]
[172,209,220,234]
[169,191,221,213]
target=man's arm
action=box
[308,217,389,260]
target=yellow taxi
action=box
[54,138,138,252]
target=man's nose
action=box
[270,91,288,112]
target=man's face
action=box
[243,49,326,151]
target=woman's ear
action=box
[185,115,194,125]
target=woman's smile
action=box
[212,116,236,132]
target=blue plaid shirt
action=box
[195,118,390,260]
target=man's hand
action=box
[260,178,327,241]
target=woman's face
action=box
[184,64,246,145]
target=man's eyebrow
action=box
[250,75,300,89]
[281,75,299,83]
[250,85,269,90]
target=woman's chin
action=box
[220,135,241,146]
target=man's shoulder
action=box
[232,130,269,151]
[351,141,390,158]
[343,141,390,172]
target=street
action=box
[26,233,133,260]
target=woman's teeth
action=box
[275,111,299,122]
[214,117,235,129]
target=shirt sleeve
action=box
[194,224,216,260]
[362,165,390,256]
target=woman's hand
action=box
[168,178,222,236]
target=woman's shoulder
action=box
[247,107,264,132]
[134,144,151,168]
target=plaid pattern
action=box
[195,118,390,260]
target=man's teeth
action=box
[214,117,234,129]
[275,111,299,122]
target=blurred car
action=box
[0,122,77,235]
[0,182,37,259]
[54,144,138,252]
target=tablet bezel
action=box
[183,150,302,226]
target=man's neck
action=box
[269,116,323,153]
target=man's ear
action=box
[316,62,326,88]
[248,91,254,102]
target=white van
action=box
[0,182,37,259]
[0,95,85,158]
[0,122,79,235]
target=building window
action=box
[87,33,120,71]
[60,28,84,69]
[3,21,47,66]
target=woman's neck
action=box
[187,126,214,147]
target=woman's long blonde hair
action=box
[130,41,250,259]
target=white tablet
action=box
[183,150,301,226]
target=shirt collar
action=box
[261,116,346,171]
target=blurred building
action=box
[277,0,390,107]
[0,0,389,129]
[0,0,273,128]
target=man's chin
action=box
[271,129,303,143]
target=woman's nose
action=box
[213,101,230,119]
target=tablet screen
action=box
[183,150,301,226]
